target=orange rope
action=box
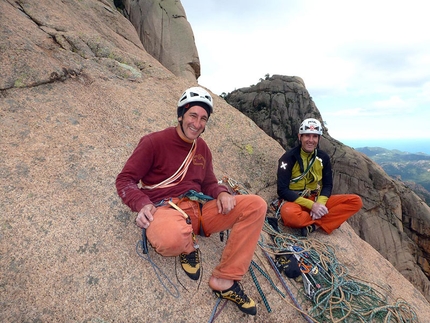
[141,140,196,190]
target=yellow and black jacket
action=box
[277,145,333,210]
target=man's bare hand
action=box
[311,202,328,220]
[136,204,157,228]
[217,192,236,214]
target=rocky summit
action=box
[1,0,430,322]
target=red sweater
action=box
[116,127,228,212]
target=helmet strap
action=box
[178,119,186,139]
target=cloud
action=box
[372,96,407,110]
[182,0,430,140]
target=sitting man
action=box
[276,118,362,236]
[116,86,266,315]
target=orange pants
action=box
[146,194,266,281]
[280,194,362,234]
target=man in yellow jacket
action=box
[277,118,362,236]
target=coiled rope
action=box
[259,219,419,323]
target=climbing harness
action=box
[182,190,214,204]
[297,187,320,198]
[181,190,214,237]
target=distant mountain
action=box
[356,147,430,205]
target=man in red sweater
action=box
[116,87,266,315]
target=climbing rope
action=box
[210,176,418,322]
[249,264,271,312]
[261,247,316,323]
[135,239,180,298]
[250,260,286,299]
[207,298,228,323]
[260,218,419,323]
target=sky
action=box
[180,0,430,149]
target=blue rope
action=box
[135,240,180,298]
[207,297,222,323]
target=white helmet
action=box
[299,118,323,135]
[177,87,213,117]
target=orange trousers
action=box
[280,194,362,234]
[146,194,266,281]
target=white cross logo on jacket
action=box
[280,161,287,169]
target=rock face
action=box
[223,75,320,150]
[122,0,200,82]
[224,74,430,301]
[1,1,430,322]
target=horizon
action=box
[339,138,430,155]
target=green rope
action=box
[261,219,419,323]
[249,264,271,313]
[251,260,285,298]
[248,260,288,314]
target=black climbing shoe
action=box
[300,224,316,237]
[213,281,257,315]
[179,250,200,280]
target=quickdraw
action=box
[220,176,249,195]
